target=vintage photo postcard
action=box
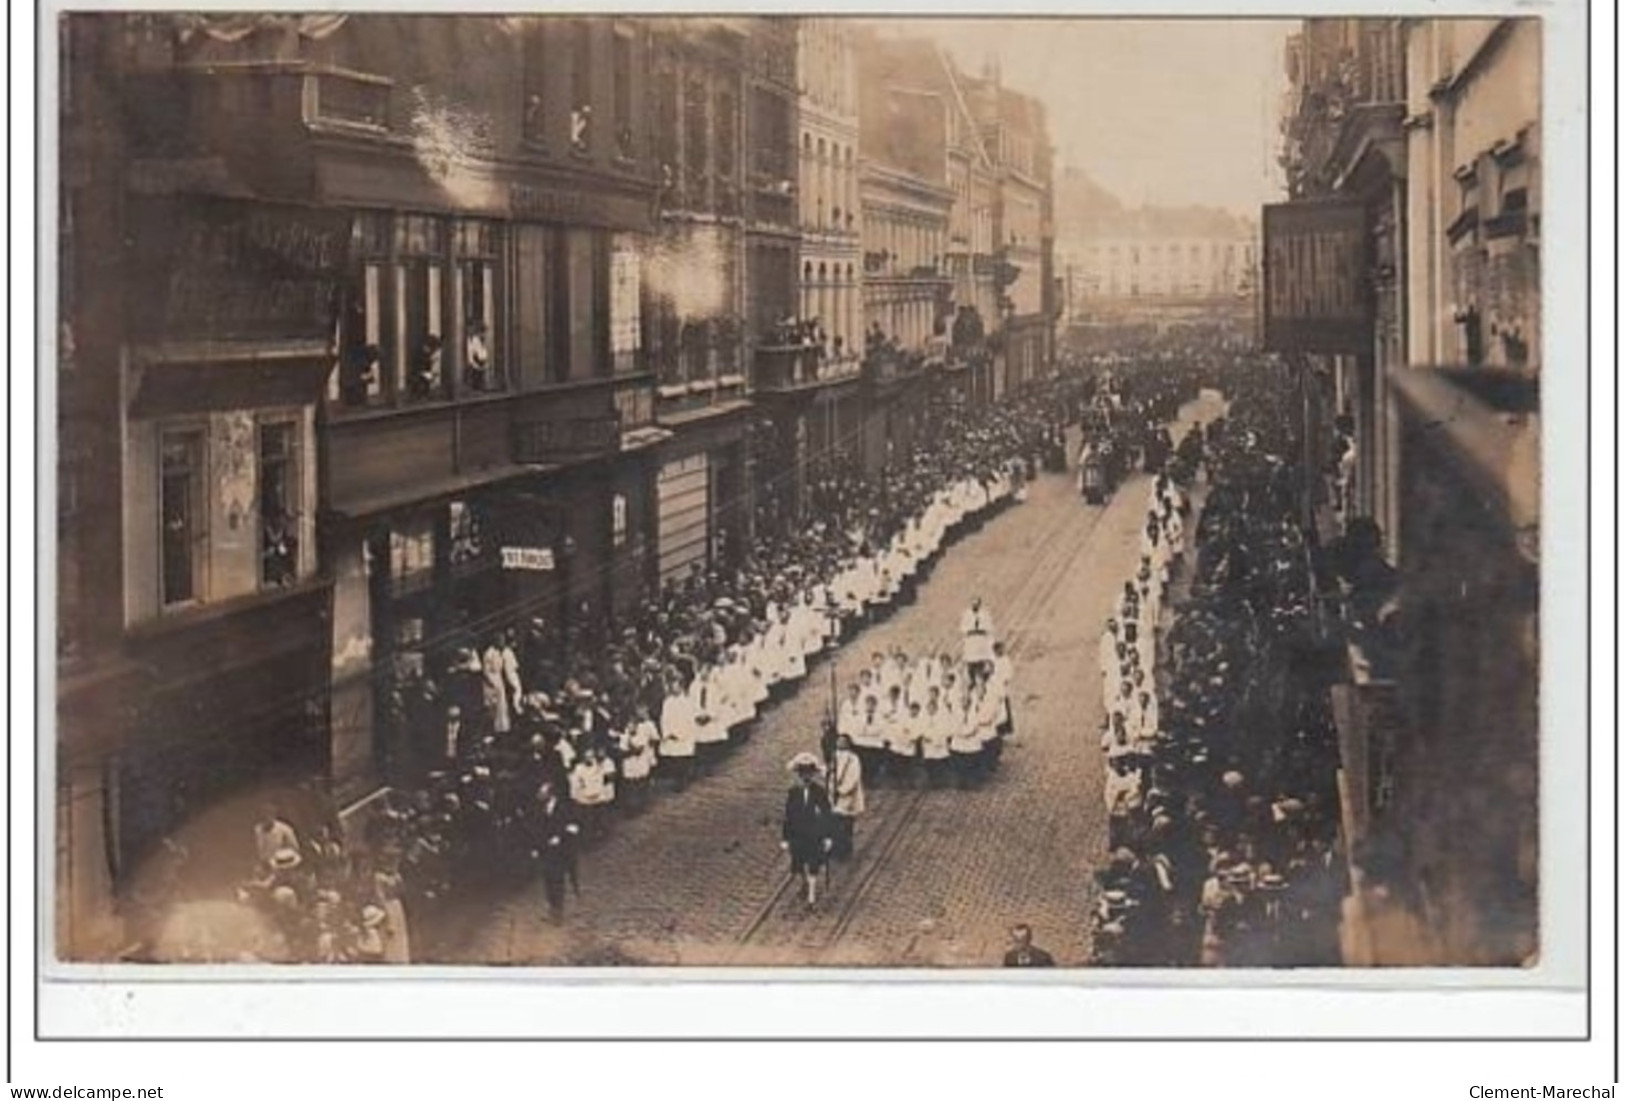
[48,8,1571,987]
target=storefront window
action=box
[390,522,436,598]
[160,429,206,608]
[448,498,493,577]
[258,421,300,589]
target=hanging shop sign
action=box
[1262,199,1371,354]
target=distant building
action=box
[961,71,1057,397]
[1053,168,1259,341]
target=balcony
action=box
[753,344,862,393]
[614,375,656,430]
[863,348,929,385]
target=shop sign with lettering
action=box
[128,196,352,344]
[1262,199,1371,354]
[501,546,556,572]
[509,183,653,232]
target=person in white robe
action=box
[851,692,887,786]
[658,678,697,791]
[960,597,996,681]
[774,608,808,684]
[481,641,512,735]
[911,653,941,710]
[882,686,914,786]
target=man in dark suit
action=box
[1003,923,1057,968]
[528,779,582,924]
[781,753,834,910]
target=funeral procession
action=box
[54,14,1540,970]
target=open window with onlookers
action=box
[456,219,504,394]
[570,20,594,155]
[398,214,448,404]
[258,420,300,589]
[612,25,636,161]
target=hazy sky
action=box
[885,19,1294,216]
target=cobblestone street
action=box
[445,397,1219,968]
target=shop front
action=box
[654,405,753,587]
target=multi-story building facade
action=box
[1278,17,1540,967]
[854,32,956,473]
[644,19,757,585]
[964,71,1057,399]
[749,17,863,528]
[57,12,675,952]
[796,19,861,366]
[941,61,1000,367]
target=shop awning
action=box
[328,462,559,520]
[128,344,335,419]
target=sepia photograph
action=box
[49,9,1552,979]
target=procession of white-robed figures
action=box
[778,593,1019,910]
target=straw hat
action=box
[786,751,823,774]
[269,848,302,871]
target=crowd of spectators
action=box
[1087,356,1347,967]
[220,370,1095,961]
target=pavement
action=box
[445,395,1224,968]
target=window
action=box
[654,64,679,192]
[571,21,593,154]
[612,27,635,159]
[715,87,737,207]
[448,499,491,576]
[398,214,448,404]
[684,74,709,203]
[333,213,390,409]
[258,421,299,588]
[523,23,548,145]
[456,220,503,393]
[159,429,206,608]
[389,520,436,598]
[612,493,628,549]
[610,234,642,374]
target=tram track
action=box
[730,461,1127,962]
